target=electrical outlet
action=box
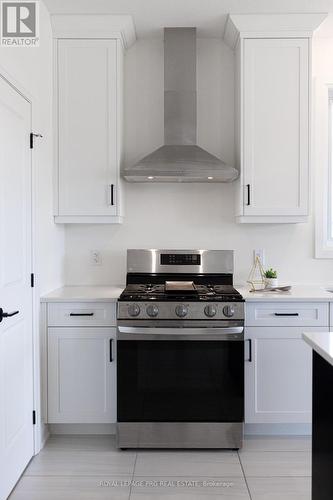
[90,250,102,266]
[254,249,265,266]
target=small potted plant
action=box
[264,268,278,288]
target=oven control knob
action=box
[146,304,159,317]
[223,305,235,318]
[175,304,188,318]
[204,305,217,317]
[128,303,140,317]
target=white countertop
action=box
[303,331,333,367]
[41,286,124,303]
[237,284,333,302]
[41,284,333,303]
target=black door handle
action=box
[274,313,299,317]
[109,339,113,362]
[110,184,114,206]
[247,339,252,362]
[0,308,19,323]
[246,184,251,206]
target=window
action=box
[315,84,333,258]
[328,92,333,240]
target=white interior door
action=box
[0,76,34,500]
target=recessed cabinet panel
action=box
[48,327,116,423]
[55,39,123,222]
[246,302,329,327]
[48,302,116,327]
[245,326,328,424]
[237,38,310,222]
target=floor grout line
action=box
[22,473,312,479]
[129,452,138,500]
[239,450,311,452]
[14,436,313,499]
[237,450,253,500]
[22,474,136,478]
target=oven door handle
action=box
[117,326,244,341]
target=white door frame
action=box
[0,66,42,455]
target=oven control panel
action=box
[160,253,201,266]
[118,301,244,321]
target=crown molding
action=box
[51,14,136,49]
[223,13,328,49]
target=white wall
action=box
[0,0,65,294]
[64,37,333,286]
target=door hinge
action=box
[30,132,43,149]
[32,410,36,425]
[31,273,34,288]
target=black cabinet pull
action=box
[247,339,252,362]
[0,308,19,323]
[109,339,113,362]
[246,184,251,206]
[69,312,94,317]
[110,184,114,206]
[274,312,299,317]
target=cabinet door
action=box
[57,39,118,217]
[48,327,116,423]
[245,326,328,424]
[243,38,309,217]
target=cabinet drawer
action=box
[48,302,116,327]
[246,302,329,327]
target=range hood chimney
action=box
[123,27,238,183]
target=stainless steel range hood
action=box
[123,28,238,183]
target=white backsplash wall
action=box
[64,38,332,286]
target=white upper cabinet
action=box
[243,38,309,219]
[51,15,136,223]
[56,39,120,221]
[224,13,327,223]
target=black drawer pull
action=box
[274,312,299,317]
[69,312,94,317]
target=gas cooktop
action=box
[118,283,243,302]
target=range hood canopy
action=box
[123,27,238,183]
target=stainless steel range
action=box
[117,249,245,449]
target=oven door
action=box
[117,326,244,423]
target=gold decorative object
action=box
[247,256,266,291]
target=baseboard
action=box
[40,425,50,451]
[245,423,312,436]
[49,422,310,437]
[49,423,116,435]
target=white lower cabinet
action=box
[245,326,329,424]
[48,327,116,423]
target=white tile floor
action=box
[9,435,311,500]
